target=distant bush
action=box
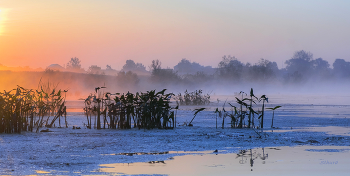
[175,89,210,106]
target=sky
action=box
[0,0,350,70]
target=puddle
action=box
[98,146,350,175]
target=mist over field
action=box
[0,50,349,100]
[2,1,350,175]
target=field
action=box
[1,94,350,175]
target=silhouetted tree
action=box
[149,59,161,73]
[217,55,244,81]
[122,60,147,73]
[312,58,331,79]
[246,59,279,82]
[149,59,180,84]
[103,65,119,75]
[174,58,214,75]
[284,50,314,82]
[88,65,104,75]
[333,59,350,78]
[66,57,83,72]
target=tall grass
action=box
[266,105,282,128]
[84,88,177,130]
[0,83,67,133]
[216,88,275,129]
[175,89,210,106]
[258,95,268,129]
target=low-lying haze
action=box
[1,50,349,100]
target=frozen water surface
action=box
[0,94,350,175]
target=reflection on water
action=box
[98,146,350,175]
[236,148,270,170]
[35,170,51,174]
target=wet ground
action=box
[0,94,350,175]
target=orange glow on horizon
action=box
[0,1,349,70]
[0,64,43,72]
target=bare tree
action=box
[66,57,82,71]
[149,59,161,73]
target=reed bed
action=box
[84,88,176,130]
[175,89,210,106]
[0,83,67,133]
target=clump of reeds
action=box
[84,88,177,130]
[0,82,67,133]
[175,89,210,106]
[216,88,278,129]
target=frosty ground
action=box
[0,94,350,175]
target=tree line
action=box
[50,50,350,88]
[148,50,350,86]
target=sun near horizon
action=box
[0,9,4,36]
[0,8,10,36]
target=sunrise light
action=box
[0,8,7,36]
[0,1,350,175]
[0,9,3,35]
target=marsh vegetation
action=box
[174,89,210,106]
[84,88,176,130]
[0,82,67,133]
[213,88,280,129]
[0,78,281,134]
